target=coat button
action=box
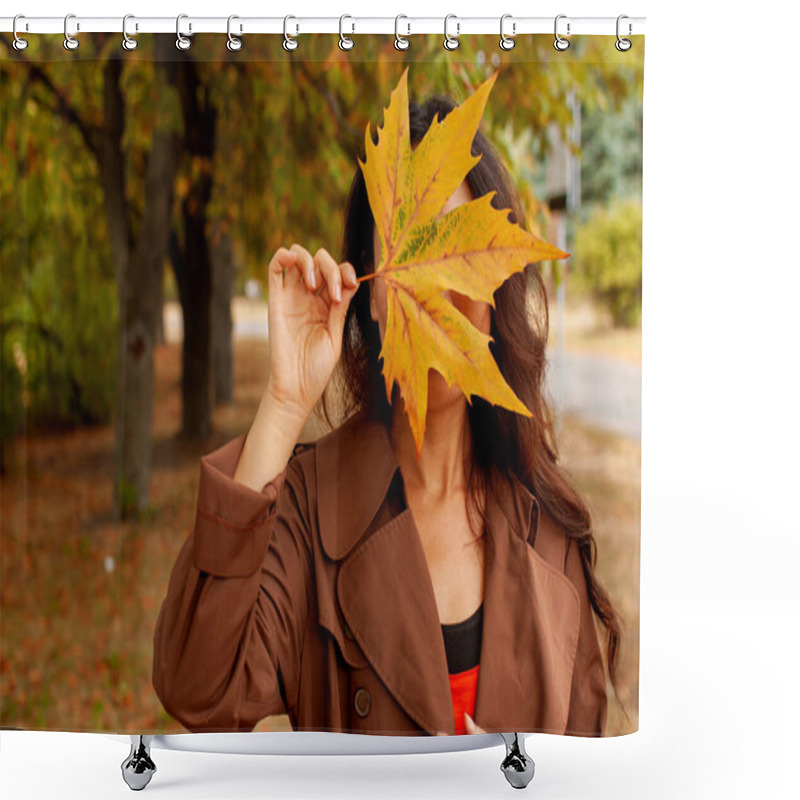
[354,687,371,718]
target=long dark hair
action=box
[325,92,623,697]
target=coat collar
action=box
[315,414,402,561]
[315,414,539,560]
[314,414,581,735]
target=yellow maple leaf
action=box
[358,67,568,456]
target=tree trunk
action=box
[175,55,218,440]
[154,276,165,346]
[211,220,234,406]
[179,208,212,439]
[102,35,182,519]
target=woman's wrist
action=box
[233,389,309,491]
[262,381,313,430]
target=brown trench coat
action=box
[152,413,608,737]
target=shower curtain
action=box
[0,28,643,739]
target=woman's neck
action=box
[390,395,472,499]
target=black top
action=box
[440,602,484,675]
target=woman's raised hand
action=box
[264,244,359,425]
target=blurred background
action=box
[1,32,642,734]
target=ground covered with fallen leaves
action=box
[1,336,638,735]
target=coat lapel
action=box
[473,471,582,733]
[315,415,399,561]
[314,415,581,735]
[337,508,456,734]
[316,415,454,733]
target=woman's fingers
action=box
[270,245,358,340]
[326,262,358,345]
[268,247,298,296]
[289,243,319,292]
[464,713,486,734]
[316,250,358,302]
[434,713,487,736]
[341,261,358,289]
[315,247,344,303]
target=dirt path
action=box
[547,352,641,440]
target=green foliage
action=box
[572,201,643,328]
[1,65,117,444]
[0,332,25,464]
[0,253,118,436]
[580,93,643,207]
[1,33,643,450]
[205,34,644,286]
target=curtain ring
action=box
[12,14,28,51]
[283,15,299,51]
[499,14,515,51]
[227,15,243,51]
[616,15,632,51]
[63,13,79,51]
[339,14,355,50]
[394,15,410,50]
[443,14,460,51]
[554,14,570,51]
[122,14,138,51]
[176,13,192,50]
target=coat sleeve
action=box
[563,537,609,736]
[152,431,314,733]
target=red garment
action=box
[449,664,480,734]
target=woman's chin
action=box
[390,371,466,422]
[426,372,465,413]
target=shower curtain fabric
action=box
[0,30,644,738]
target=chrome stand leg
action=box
[499,733,535,789]
[121,735,156,791]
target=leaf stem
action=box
[356,271,378,284]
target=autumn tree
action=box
[1,32,643,511]
[1,34,185,515]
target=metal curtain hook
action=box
[283,15,299,51]
[63,13,79,50]
[554,14,570,51]
[394,15,410,50]
[122,14,138,50]
[616,14,632,51]
[176,13,192,50]
[227,15,242,51]
[12,14,28,51]
[339,14,354,50]
[499,14,515,50]
[444,14,460,51]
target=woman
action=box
[152,94,622,738]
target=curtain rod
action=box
[1,15,646,38]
